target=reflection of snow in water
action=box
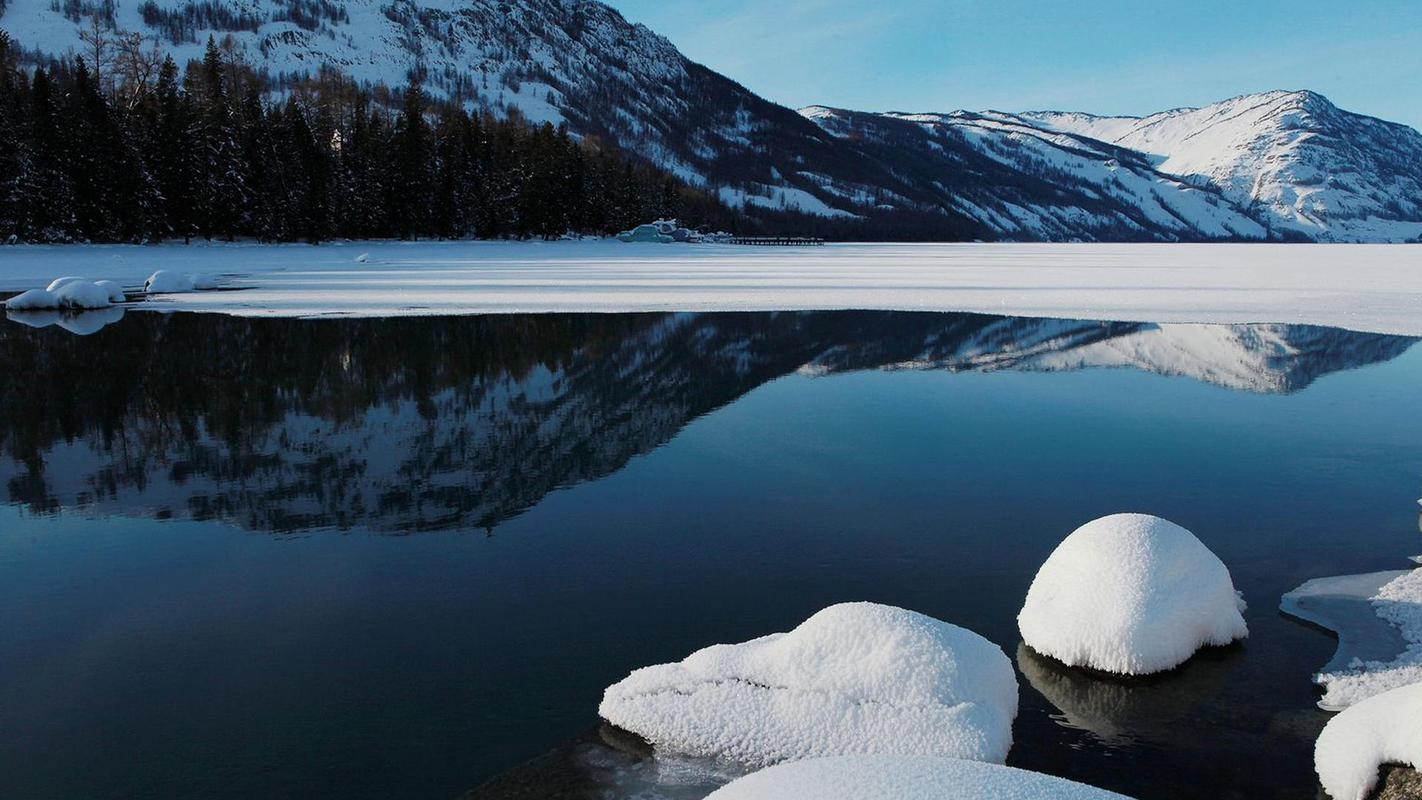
[6,306,126,335]
[1281,566,1422,709]
[1015,642,1236,745]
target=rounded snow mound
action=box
[6,280,114,310]
[703,754,1134,800]
[1018,514,1247,675]
[94,280,127,302]
[144,271,217,294]
[599,602,1018,768]
[1316,680,1422,800]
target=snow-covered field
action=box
[3,241,1421,334]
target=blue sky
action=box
[607,0,1422,130]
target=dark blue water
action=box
[1,311,1419,799]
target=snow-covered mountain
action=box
[0,0,950,226]
[1022,91,1422,242]
[801,106,1268,242]
[4,0,1420,241]
[2,311,1412,533]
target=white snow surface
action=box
[144,270,198,293]
[3,242,1421,335]
[1302,567,1422,710]
[598,602,1018,768]
[1018,514,1248,675]
[703,755,1133,800]
[93,279,127,302]
[1315,681,1422,800]
[5,280,113,310]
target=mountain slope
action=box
[4,0,1420,241]
[1023,91,1422,242]
[802,106,1267,242]
[0,0,972,230]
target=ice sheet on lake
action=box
[3,241,1421,335]
[702,755,1133,800]
[1282,566,1422,710]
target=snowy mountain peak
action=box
[1022,90,1422,242]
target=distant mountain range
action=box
[4,0,1421,242]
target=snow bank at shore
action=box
[1283,566,1422,709]
[2,242,1420,335]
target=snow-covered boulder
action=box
[5,289,60,310]
[703,755,1133,800]
[5,281,113,310]
[599,602,1018,768]
[52,280,114,309]
[46,276,86,292]
[1018,514,1247,675]
[144,270,196,293]
[94,280,127,302]
[1316,680,1422,800]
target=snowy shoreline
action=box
[3,241,1422,335]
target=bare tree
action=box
[115,31,164,112]
[78,12,116,93]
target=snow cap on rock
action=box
[144,270,196,294]
[599,602,1018,768]
[94,280,126,302]
[703,754,1135,800]
[1018,513,1247,675]
[1316,680,1422,800]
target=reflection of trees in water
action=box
[0,311,1414,533]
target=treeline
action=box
[0,31,742,244]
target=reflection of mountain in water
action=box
[1,311,1413,532]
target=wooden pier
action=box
[726,236,825,246]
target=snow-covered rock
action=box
[45,276,86,292]
[1018,514,1247,675]
[599,602,1018,768]
[5,288,59,310]
[5,281,113,310]
[144,270,197,294]
[94,280,127,302]
[702,755,1133,800]
[1316,681,1422,800]
[52,280,115,309]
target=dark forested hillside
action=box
[0,32,741,243]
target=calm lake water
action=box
[2,309,1420,799]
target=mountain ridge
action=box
[3,0,1419,242]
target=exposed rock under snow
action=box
[1283,567,1422,709]
[1316,681,1422,800]
[702,755,1133,800]
[599,602,1018,768]
[1018,514,1247,675]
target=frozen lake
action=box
[1,308,1420,799]
[4,241,1422,334]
